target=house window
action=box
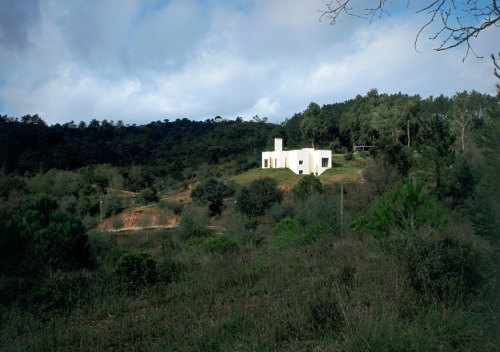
[264,160,268,167]
[299,170,303,174]
[275,159,277,167]
[299,160,303,165]
[322,158,329,167]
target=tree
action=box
[0,208,26,276]
[20,195,89,272]
[190,178,230,215]
[236,178,283,217]
[417,114,455,191]
[292,175,323,201]
[300,102,326,148]
[449,90,492,152]
[320,0,500,60]
[340,89,379,150]
[369,179,447,240]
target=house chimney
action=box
[274,138,282,152]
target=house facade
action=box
[262,138,332,175]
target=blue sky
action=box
[0,0,497,125]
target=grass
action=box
[2,155,498,351]
[112,227,172,254]
[2,229,497,351]
[227,155,363,190]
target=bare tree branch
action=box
[320,0,500,60]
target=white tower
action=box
[274,138,282,152]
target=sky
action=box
[0,0,498,126]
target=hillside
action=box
[1,90,499,351]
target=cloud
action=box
[0,0,40,52]
[0,0,497,125]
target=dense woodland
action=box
[1,88,500,350]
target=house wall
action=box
[262,150,288,169]
[262,138,331,175]
[289,150,309,174]
[311,150,332,175]
[262,151,273,169]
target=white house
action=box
[262,138,332,175]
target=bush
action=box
[103,247,129,269]
[191,178,230,215]
[21,195,90,273]
[102,192,124,217]
[295,194,340,234]
[369,179,447,241]
[201,233,239,254]
[137,187,158,205]
[161,238,182,258]
[308,296,343,335]
[292,175,323,201]
[160,200,184,215]
[407,237,492,303]
[157,259,183,284]
[0,207,25,276]
[59,195,78,214]
[87,231,116,268]
[175,206,210,241]
[113,252,158,293]
[81,214,98,231]
[344,152,354,161]
[236,177,283,217]
[273,218,302,249]
[27,270,89,315]
[265,202,294,223]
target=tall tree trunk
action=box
[461,125,465,151]
[407,117,411,147]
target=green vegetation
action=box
[235,177,284,217]
[292,174,323,201]
[0,89,499,350]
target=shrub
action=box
[157,259,183,284]
[273,218,302,249]
[161,238,182,258]
[160,200,184,215]
[87,230,116,268]
[113,252,158,293]
[265,202,295,223]
[27,270,89,315]
[201,233,239,254]
[175,206,210,241]
[295,194,340,234]
[308,296,343,335]
[21,195,90,272]
[362,157,402,197]
[407,237,492,303]
[191,178,230,215]
[0,207,25,276]
[369,179,447,241]
[292,175,323,201]
[344,152,354,161]
[59,195,78,214]
[236,177,283,217]
[103,247,129,269]
[137,187,158,204]
[102,192,124,217]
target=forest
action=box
[1,88,499,351]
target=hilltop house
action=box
[262,138,332,175]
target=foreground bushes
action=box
[114,252,183,293]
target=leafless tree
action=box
[493,52,500,89]
[320,0,500,61]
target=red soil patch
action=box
[102,207,179,231]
